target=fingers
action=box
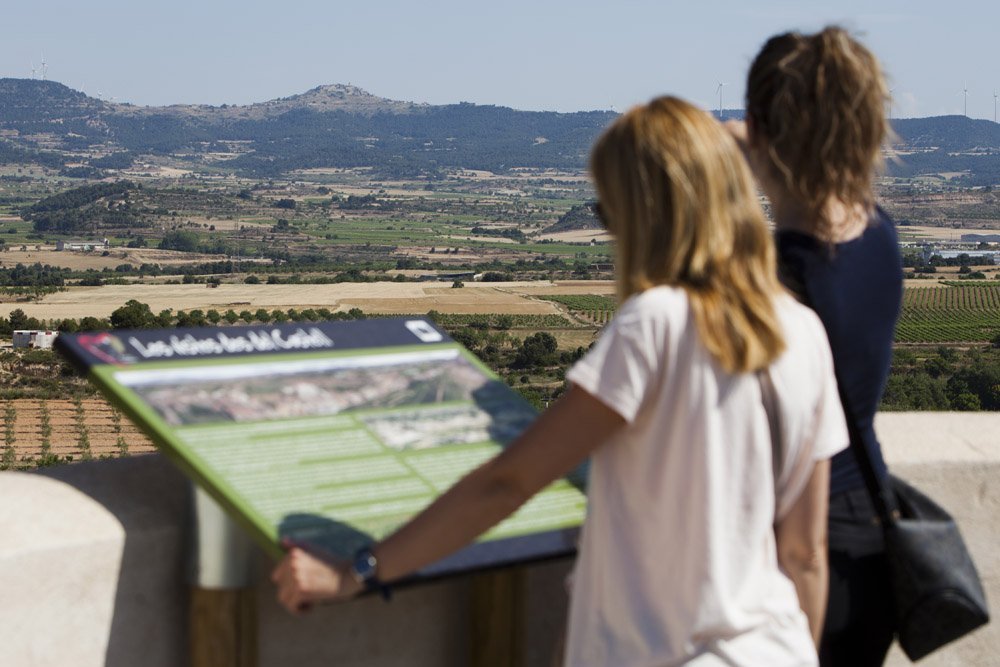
[272,547,315,613]
[272,547,305,613]
[272,546,353,614]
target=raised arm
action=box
[273,386,625,612]
[774,459,831,646]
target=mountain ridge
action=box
[0,79,998,182]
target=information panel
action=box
[56,318,584,577]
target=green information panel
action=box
[56,318,585,577]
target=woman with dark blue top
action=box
[728,26,903,667]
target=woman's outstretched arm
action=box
[273,386,625,613]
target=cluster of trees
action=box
[0,263,69,287]
[159,230,200,252]
[882,345,1000,411]
[336,194,379,210]
[470,226,526,242]
[103,300,368,331]
[24,181,136,215]
[903,253,998,269]
[89,152,134,170]
[432,317,586,408]
[21,181,141,233]
[542,203,601,234]
[59,166,105,179]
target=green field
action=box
[896,285,1000,343]
[538,294,617,324]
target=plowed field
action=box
[1,398,155,465]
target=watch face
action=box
[351,548,378,583]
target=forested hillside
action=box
[1,79,999,181]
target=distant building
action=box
[962,234,1000,243]
[56,239,109,252]
[920,246,1000,265]
[13,330,57,349]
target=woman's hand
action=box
[271,545,364,613]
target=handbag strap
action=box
[757,369,783,505]
[787,281,898,526]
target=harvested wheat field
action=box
[0,246,227,271]
[0,281,595,320]
[536,229,612,243]
[1,398,155,463]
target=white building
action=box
[12,330,57,349]
[56,239,109,252]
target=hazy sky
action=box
[3,0,998,120]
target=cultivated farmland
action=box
[895,285,1000,343]
[1,398,155,467]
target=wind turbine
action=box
[963,84,968,117]
[716,81,727,119]
[29,62,36,79]
[888,87,895,121]
[994,91,998,124]
[40,53,47,81]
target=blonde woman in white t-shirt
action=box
[273,96,848,666]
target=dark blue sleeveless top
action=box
[776,209,903,495]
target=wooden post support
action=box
[190,587,258,667]
[188,485,257,667]
[470,566,526,667]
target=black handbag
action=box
[880,474,989,661]
[832,385,989,661]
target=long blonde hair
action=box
[746,26,889,238]
[590,96,785,374]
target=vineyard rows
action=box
[539,295,618,312]
[540,286,998,344]
[896,286,1000,343]
[538,295,617,325]
[0,398,154,468]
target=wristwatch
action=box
[349,546,392,601]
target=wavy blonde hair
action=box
[746,26,889,238]
[590,96,785,374]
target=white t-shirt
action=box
[563,286,847,667]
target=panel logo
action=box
[77,333,139,365]
[405,319,443,343]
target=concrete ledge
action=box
[0,456,190,667]
[0,413,995,666]
[878,413,999,667]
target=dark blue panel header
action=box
[55,317,452,370]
